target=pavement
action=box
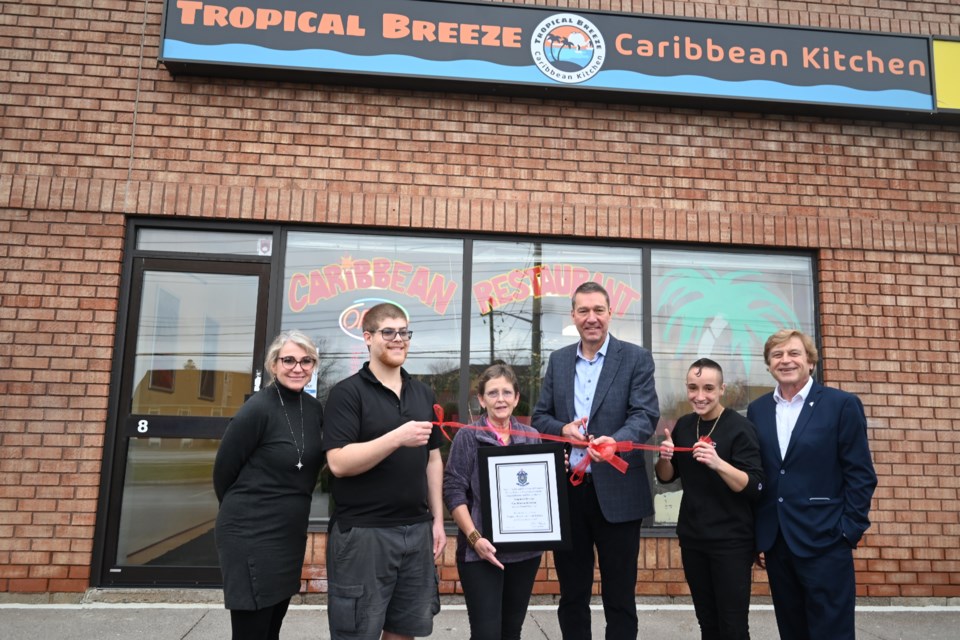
[1,591,959,639]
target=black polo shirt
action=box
[323,362,441,530]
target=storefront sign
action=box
[288,255,458,314]
[473,264,641,317]
[160,0,957,118]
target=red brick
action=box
[2,0,959,599]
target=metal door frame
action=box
[92,252,272,587]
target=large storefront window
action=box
[650,249,816,525]
[278,234,817,526]
[281,231,465,518]
[105,223,820,576]
[468,241,645,422]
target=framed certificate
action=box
[477,443,571,551]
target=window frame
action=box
[101,219,820,545]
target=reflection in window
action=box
[469,241,644,422]
[116,438,220,566]
[650,250,815,525]
[271,230,817,530]
[131,272,259,417]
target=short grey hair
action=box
[263,330,318,386]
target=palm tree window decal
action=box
[656,268,801,377]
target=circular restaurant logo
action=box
[530,14,605,84]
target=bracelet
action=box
[467,530,482,548]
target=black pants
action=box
[681,545,754,640]
[553,477,642,640]
[458,556,542,640]
[765,532,856,640]
[229,597,291,640]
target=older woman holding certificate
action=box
[443,363,543,640]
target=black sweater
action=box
[213,383,324,610]
[657,410,764,550]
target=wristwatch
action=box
[467,530,482,548]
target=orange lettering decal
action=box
[289,273,309,312]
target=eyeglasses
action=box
[484,389,516,399]
[373,328,413,341]
[278,356,317,370]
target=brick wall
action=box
[0,210,125,593]
[1,1,959,599]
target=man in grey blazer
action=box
[533,282,660,640]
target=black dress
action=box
[213,382,324,610]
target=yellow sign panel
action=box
[934,39,960,110]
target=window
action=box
[126,224,818,533]
[281,231,465,519]
[467,240,644,421]
[649,249,816,525]
[137,229,272,256]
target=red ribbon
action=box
[432,404,695,486]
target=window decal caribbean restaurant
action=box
[160,1,960,119]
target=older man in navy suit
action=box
[533,282,660,640]
[748,329,877,640]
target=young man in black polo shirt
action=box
[323,302,446,640]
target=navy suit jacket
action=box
[532,334,660,523]
[748,381,877,558]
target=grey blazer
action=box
[532,334,660,523]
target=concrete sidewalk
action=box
[1,595,959,639]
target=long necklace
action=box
[696,407,724,445]
[276,385,305,470]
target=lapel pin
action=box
[808,401,814,407]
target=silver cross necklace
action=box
[276,385,305,470]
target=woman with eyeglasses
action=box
[213,330,324,640]
[443,363,543,640]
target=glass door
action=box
[100,257,270,586]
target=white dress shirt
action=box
[773,375,814,459]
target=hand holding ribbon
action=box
[432,404,694,486]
